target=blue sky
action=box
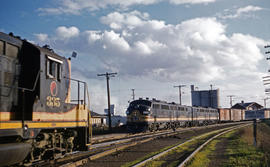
[1,0,270,115]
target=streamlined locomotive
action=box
[0,32,91,166]
[126,98,219,132]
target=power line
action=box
[97,72,117,131]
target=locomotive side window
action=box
[47,59,56,78]
[46,56,63,80]
[161,105,169,110]
[57,63,62,81]
[6,43,18,58]
[153,104,160,109]
[0,40,4,55]
[4,72,12,86]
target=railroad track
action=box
[58,129,184,167]
[24,122,249,167]
[131,122,251,167]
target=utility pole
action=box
[174,85,186,105]
[263,45,270,108]
[227,95,235,107]
[131,89,135,100]
[263,97,270,108]
[265,45,270,57]
[97,72,117,131]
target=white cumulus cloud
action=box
[55,26,80,39]
[34,33,48,42]
[34,11,268,112]
[217,5,263,19]
[35,11,266,83]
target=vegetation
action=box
[187,122,270,167]
[185,137,219,167]
[225,130,265,166]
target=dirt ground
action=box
[83,124,237,167]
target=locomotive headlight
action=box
[126,110,130,115]
[143,111,150,115]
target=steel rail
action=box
[132,123,251,167]
[178,123,250,167]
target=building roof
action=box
[231,102,263,110]
[91,111,107,118]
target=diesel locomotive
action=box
[0,32,91,166]
[126,98,219,132]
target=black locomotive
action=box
[0,32,91,166]
[126,98,219,132]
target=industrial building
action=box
[191,85,219,108]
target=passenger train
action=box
[0,32,91,166]
[126,98,219,132]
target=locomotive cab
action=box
[0,32,91,166]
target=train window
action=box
[161,105,169,110]
[57,63,62,81]
[4,72,12,86]
[6,43,18,58]
[0,40,4,55]
[47,56,63,80]
[153,104,160,109]
[47,59,56,78]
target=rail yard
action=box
[43,122,253,167]
[39,120,268,167]
[1,30,270,166]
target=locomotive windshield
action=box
[126,100,152,115]
[129,100,152,107]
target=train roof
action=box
[36,44,65,61]
[131,98,217,110]
[133,98,189,106]
[0,32,65,61]
[0,32,23,47]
